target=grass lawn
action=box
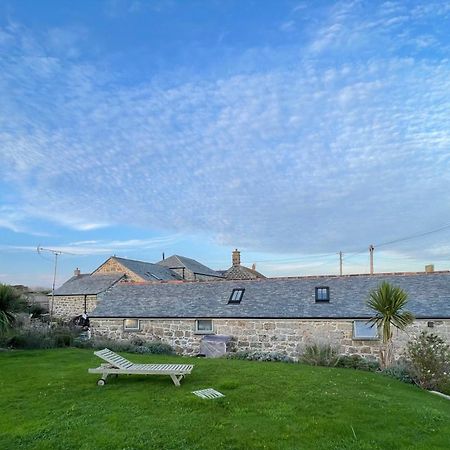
[1,349,450,449]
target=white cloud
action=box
[1,2,450,261]
[0,235,179,256]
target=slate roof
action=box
[112,257,182,281]
[54,273,124,296]
[157,255,223,278]
[224,264,266,280]
[91,272,450,319]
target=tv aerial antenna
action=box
[37,246,74,324]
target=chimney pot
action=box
[74,268,81,277]
[232,249,241,266]
[425,264,434,273]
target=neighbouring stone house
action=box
[52,272,124,319]
[52,256,182,319]
[221,249,266,280]
[93,256,182,282]
[89,270,450,360]
[157,254,224,281]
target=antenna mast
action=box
[37,246,73,325]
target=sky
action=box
[1,0,450,288]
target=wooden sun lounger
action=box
[88,348,194,386]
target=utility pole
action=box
[369,245,375,275]
[339,251,343,276]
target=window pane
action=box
[316,287,329,301]
[353,321,377,339]
[197,320,212,331]
[124,319,139,330]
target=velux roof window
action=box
[315,287,330,302]
[228,288,245,304]
[145,271,161,280]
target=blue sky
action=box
[1,0,450,287]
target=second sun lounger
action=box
[88,348,194,386]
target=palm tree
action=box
[0,284,25,333]
[367,281,414,369]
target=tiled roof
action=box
[91,272,450,319]
[112,257,182,281]
[54,273,124,296]
[224,264,266,280]
[157,255,223,278]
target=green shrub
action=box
[29,304,47,318]
[227,350,293,363]
[1,326,80,350]
[405,331,450,391]
[5,330,53,349]
[73,336,175,355]
[380,362,414,384]
[139,341,175,355]
[336,355,380,372]
[301,343,340,367]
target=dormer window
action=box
[315,287,330,302]
[228,288,245,304]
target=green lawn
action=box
[0,349,450,449]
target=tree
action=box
[0,284,26,333]
[367,281,414,369]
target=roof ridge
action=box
[113,256,158,265]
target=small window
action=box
[228,288,245,304]
[315,287,330,302]
[353,321,378,340]
[123,318,140,331]
[195,319,213,334]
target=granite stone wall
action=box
[52,295,97,319]
[89,317,450,360]
[93,258,143,282]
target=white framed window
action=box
[315,287,330,302]
[195,319,213,334]
[228,288,245,304]
[123,318,140,331]
[353,320,378,340]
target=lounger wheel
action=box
[97,379,106,386]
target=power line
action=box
[376,222,450,249]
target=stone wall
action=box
[89,317,450,360]
[93,258,143,282]
[52,295,97,319]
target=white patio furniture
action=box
[88,348,194,386]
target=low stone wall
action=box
[52,295,97,319]
[90,317,450,360]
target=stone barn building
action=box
[89,271,450,359]
[52,256,182,319]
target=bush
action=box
[405,331,450,391]
[380,362,414,384]
[73,336,175,355]
[336,355,380,372]
[227,350,293,363]
[1,326,80,350]
[28,304,47,318]
[300,343,340,367]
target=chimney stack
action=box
[425,264,434,273]
[232,249,241,266]
[74,268,81,277]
